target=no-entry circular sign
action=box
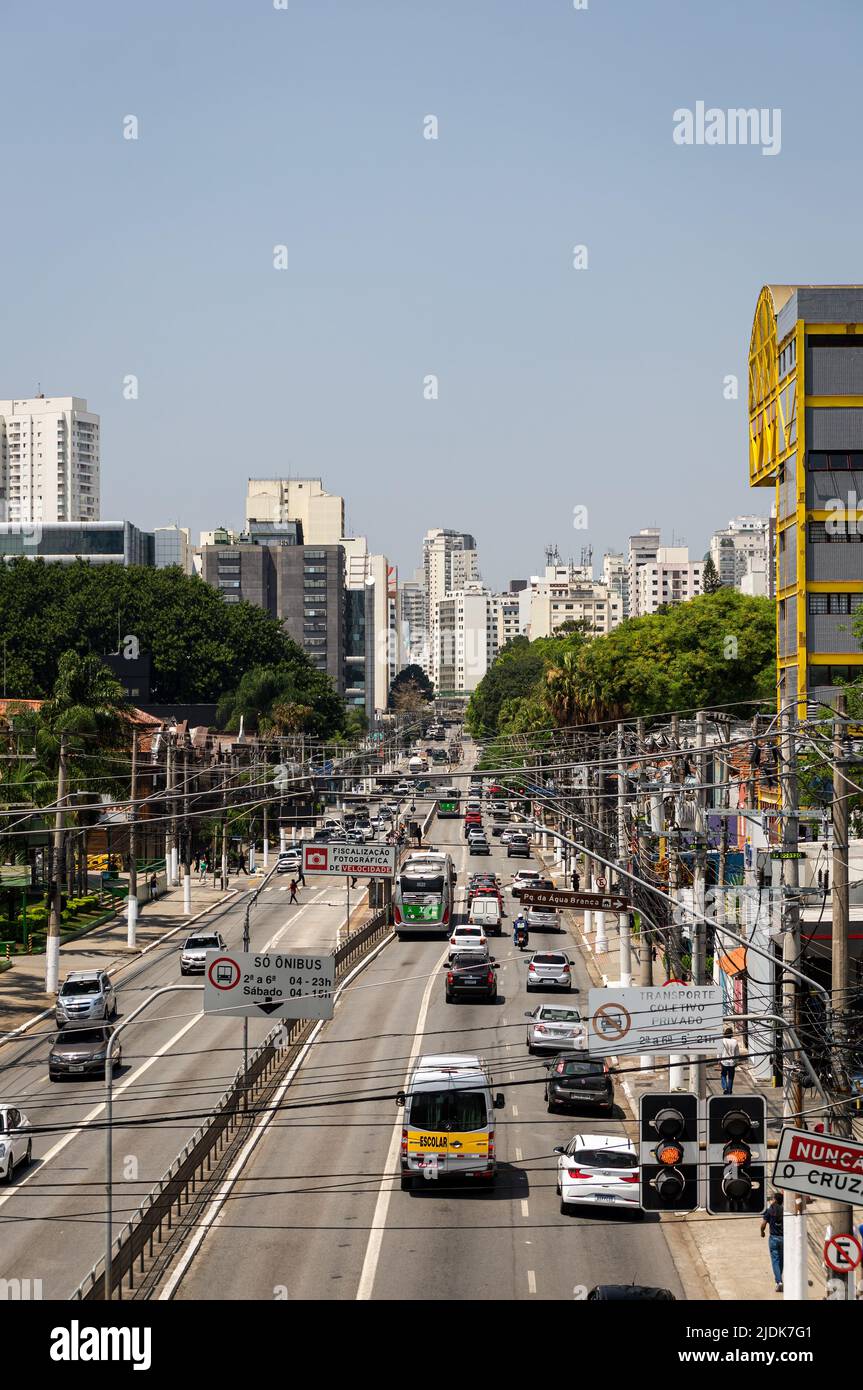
[593,1001,631,1043]
[207,956,241,991]
[824,1233,862,1273]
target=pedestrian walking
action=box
[570,867,580,893]
[760,1192,784,1292]
[235,851,248,876]
[149,872,158,900]
[719,1025,741,1095]
[289,878,299,904]
[198,856,208,883]
[297,863,306,887]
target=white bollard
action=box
[279,828,287,854]
[127,895,138,948]
[669,1055,687,1089]
[182,873,192,914]
[263,839,269,869]
[594,910,607,954]
[170,846,179,887]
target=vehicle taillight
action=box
[450,937,456,944]
[442,908,449,925]
[401,1128,408,1158]
[621,1173,639,1183]
[394,905,401,924]
[567,1168,590,1179]
[487,971,494,985]
[447,972,454,985]
[562,964,570,973]
[488,1132,495,1165]
[528,963,536,972]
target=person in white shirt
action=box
[719,1026,741,1094]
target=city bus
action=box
[393,851,456,939]
[436,786,461,818]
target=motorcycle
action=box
[514,922,529,951]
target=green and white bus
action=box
[394,851,456,938]
[436,787,461,818]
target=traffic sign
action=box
[824,1233,862,1273]
[519,888,630,912]
[587,985,723,1056]
[773,1126,863,1205]
[203,950,335,1020]
[302,843,397,878]
[595,876,607,890]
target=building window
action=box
[808,520,862,544]
[304,550,325,559]
[808,594,829,615]
[809,592,863,615]
[218,579,240,589]
[808,451,863,471]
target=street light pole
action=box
[104,985,202,1300]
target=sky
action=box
[1,0,861,590]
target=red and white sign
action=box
[207,956,241,991]
[773,1126,863,1205]
[824,1233,862,1273]
[302,843,397,878]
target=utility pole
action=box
[127,731,138,947]
[829,694,854,1297]
[220,761,229,892]
[164,733,175,887]
[668,713,686,1089]
[637,717,653,989]
[689,710,707,1098]
[780,705,807,1301]
[262,741,270,869]
[182,745,192,913]
[45,732,68,994]
[617,721,632,984]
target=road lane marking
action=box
[515,1147,523,1162]
[0,1010,203,1211]
[266,884,331,948]
[521,1199,530,1219]
[527,1270,537,1294]
[512,1104,518,1117]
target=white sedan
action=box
[554,1134,640,1215]
[0,1105,32,1182]
[447,925,489,960]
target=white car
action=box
[511,870,542,897]
[447,925,489,960]
[180,932,228,975]
[525,1003,585,1053]
[276,851,302,875]
[0,1105,32,1182]
[554,1134,640,1214]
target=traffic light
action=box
[706,1095,766,1214]
[639,1092,698,1211]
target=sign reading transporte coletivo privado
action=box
[587,985,723,1056]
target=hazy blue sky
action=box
[1,0,860,588]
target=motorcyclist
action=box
[513,913,529,948]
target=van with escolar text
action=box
[396,1053,505,1191]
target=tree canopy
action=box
[466,592,776,735]
[0,558,325,704]
[215,663,346,739]
[388,665,434,709]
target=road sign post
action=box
[303,843,397,878]
[203,950,335,1021]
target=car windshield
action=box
[452,953,489,967]
[187,937,219,949]
[534,955,567,965]
[556,1059,605,1076]
[539,1008,581,1022]
[56,1028,108,1046]
[576,1148,636,1170]
[401,873,444,893]
[409,1089,488,1132]
[60,979,100,996]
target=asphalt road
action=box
[0,845,372,1299]
[172,789,689,1301]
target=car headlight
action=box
[0,1144,7,1158]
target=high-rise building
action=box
[399,575,428,671]
[245,478,345,545]
[602,552,628,626]
[424,529,479,682]
[627,529,661,616]
[526,563,613,638]
[708,515,771,592]
[154,525,192,573]
[0,520,151,566]
[0,395,100,525]
[749,284,863,714]
[634,546,703,615]
[434,584,498,694]
[494,593,522,650]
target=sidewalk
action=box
[0,876,242,1039]
[536,848,839,1303]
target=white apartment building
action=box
[602,552,628,625]
[424,529,479,680]
[635,546,703,615]
[399,575,428,670]
[526,564,613,638]
[0,395,100,525]
[495,593,522,650]
[245,478,345,544]
[709,515,771,591]
[434,584,497,694]
[627,529,661,617]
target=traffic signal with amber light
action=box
[706,1095,766,1214]
[639,1092,698,1211]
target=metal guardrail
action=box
[71,906,391,1301]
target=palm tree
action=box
[545,650,583,727]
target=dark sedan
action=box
[469,836,491,855]
[445,951,498,1004]
[544,1054,614,1112]
[49,1024,121,1081]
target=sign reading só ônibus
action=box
[302,843,397,878]
[203,950,335,1020]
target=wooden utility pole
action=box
[45,733,68,994]
[127,730,138,947]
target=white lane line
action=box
[159,929,396,1300]
[515,1147,523,1162]
[521,1199,530,1219]
[0,1011,203,1211]
[527,1269,537,1295]
[265,884,331,949]
[356,940,445,1301]
[512,1105,519,1118]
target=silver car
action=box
[55,970,116,1025]
[180,931,227,975]
[525,1004,585,1055]
[526,950,574,991]
[525,906,561,932]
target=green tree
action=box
[388,665,434,708]
[701,555,723,594]
[216,663,345,739]
[465,637,546,736]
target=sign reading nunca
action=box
[303,843,397,878]
[587,985,723,1056]
[773,1127,863,1204]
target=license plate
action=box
[70,1064,85,1073]
[594,1194,616,1202]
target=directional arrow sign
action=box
[203,951,335,1021]
[519,888,630,912]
